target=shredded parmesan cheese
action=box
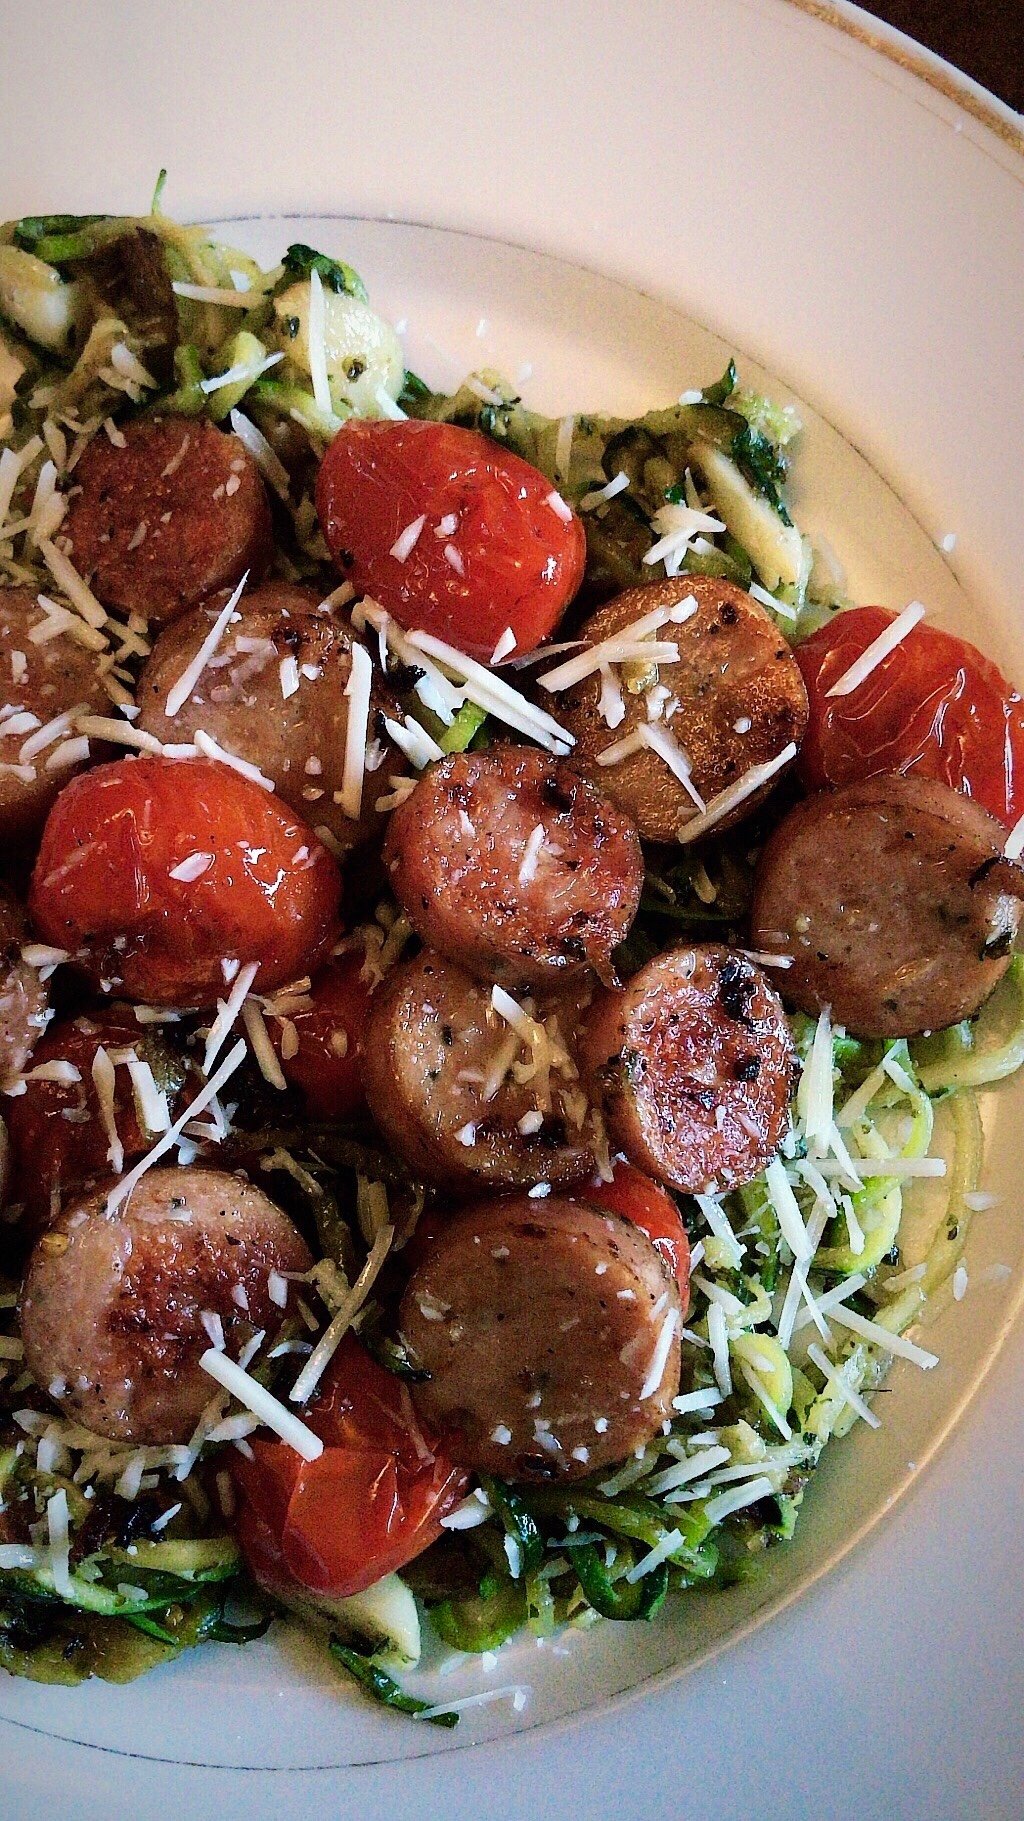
[241,997,287,1090]
[106,1040,247,1215]
[537,599,697,694]
[764,1156,813,1262]
[199,964,258,1079]
[289,1225,395,1404]
[165,576,247,718]
[390,515,426,562]
[676,742,797,845]
[825,601,926,698]
[806,1342,882,1429]
[339,641,373,819]
[199,1350,324,1459]
[191,729,274,790]
[46,1488,72,1597]
[228,410,290,500]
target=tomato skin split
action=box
[316,418,586,661]
[230,1335,468,1598]
[796,605,1024,828]
[29,757,341,1006]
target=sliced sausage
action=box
[3,1009,190,1238]
[399,1195,681,1481]
[581,943,794,1193]
[136,581,398,856]
[362,949,595,1190]
[750,773,1024,1037]
[62,417,273,626]
[384,746,643,988]
[0,886,49,1087]
[556,575,808,841]
[19,1166,312,1444]
[0,586,109,838]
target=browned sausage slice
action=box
[554,575,808,841]
[581,944,794,1193]
[362,949,595,1190]
[750,773,1024,1037]
[384,746,643,988]
[399,1195,681,1480]
[19,1166,312,1444]
[136,581,397,857]
[63,418,273,626]
[0,886,49,1086]
[0,587,109,839]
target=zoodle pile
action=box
[0,186,1021,1726]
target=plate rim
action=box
[784,0,1023,150]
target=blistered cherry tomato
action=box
[584,1160,691,1312]
[4,1009,188,1237]
[315,418,586,661]
[796,606,1024,828]
[268,956,371,1120]
[29,758,341,1006]
[230,1334,467,1597]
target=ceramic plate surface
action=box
[0,4,1021,1815]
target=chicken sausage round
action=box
[0,886,49,1087]
[19,1166,312,1444]
[750,772,1024,1037]
[399,1195,681,1480]
[0,586,109,839]
[62,418,273,626]
[581,943,794,1193]
[384,746,643,988]
[136,581,397,857]
[362,949,595,1190]
[555,575,808,842]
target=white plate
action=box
[1,3,1022,1815]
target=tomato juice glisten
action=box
[1,203,1023,1721]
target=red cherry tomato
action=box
[268,956,371,1119]
[29,758,341,1006]
[585,1161,691,1313]
[4,1009,184,1235]
[315,418,586,662]
[230,1334,467,1597]
[796,606,1024,828]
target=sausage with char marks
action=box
[384,746,643,988]
[556,575,808,842]
[19,1166,311,1444]
[581,943,794,1193]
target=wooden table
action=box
[857,0,1022,113]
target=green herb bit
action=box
[280,244,367,302]
[330,1640,459,1727]
[701,359,738,406]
